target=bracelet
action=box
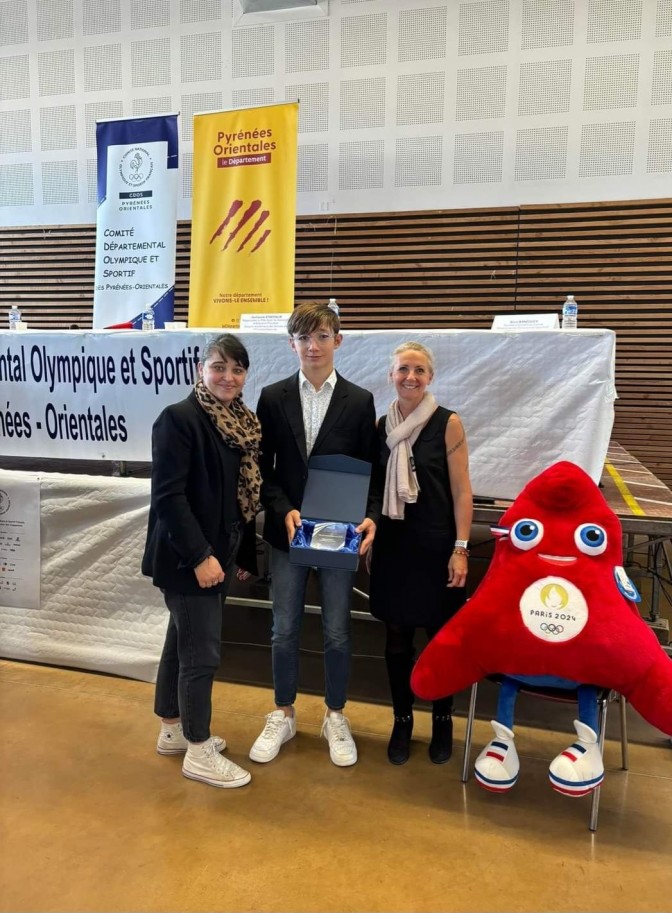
[453,547,469,557]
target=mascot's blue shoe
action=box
[548,720,604,797]
[474,720,520,793]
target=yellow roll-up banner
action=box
[188,102,298,328]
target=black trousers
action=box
[384,622,453,717]
[153,527,241,742]
[153,590,224,743]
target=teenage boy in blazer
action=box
[249,301,381,767]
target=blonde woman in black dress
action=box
[368,342,473,765]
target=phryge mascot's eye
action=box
[574,523,607,555]
[411,460,672,800]
[510,519,544,550]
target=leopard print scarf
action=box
[194,379,261,522]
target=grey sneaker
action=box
[182,740,251,789]
[157,722,225,756]
[321,711,357,767]
[249,710,296,763]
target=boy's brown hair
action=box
[287,301,340,338]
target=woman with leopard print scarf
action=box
[142,333,261,790]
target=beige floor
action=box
[1,659,671,913]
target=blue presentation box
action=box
[289,454,372,572]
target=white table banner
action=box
[0,328,616,501]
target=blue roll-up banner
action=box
[93,114,179,329]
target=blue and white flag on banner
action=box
[93,114,178,329]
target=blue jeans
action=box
[270,547,355,711]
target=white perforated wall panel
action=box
[83,44,123,92]
[132,38,172,88]
[339,139,384,189]
[182,150,193,198]
[340,13,387,68]
[132,95,173,117]
[297,143,329,191]
[459,0,510,56]
[0,0,29,45]
[83,0,121,36]
[180,91,223,142]
[398,6,447,62]
[657,0,672,37]
[0,54,30,100]
[42,159,78,204]
[395,136,442,187]
[583,54,639,110]
[397,72,445,125]
[587,0,642,43]
[38,49,76,97]
[515,126,568,180]
[652,49,672,105]
[0,108,31,153]
[36,0,73,41]
[579,121,636,176]
[132,0,170,30]
[39,104,77,151]
[0,162,33,205]
[232,25,274,77]
[647,117,672,172]
[84,100,123,147]
[285,19,330,73]
[232,87,275,107]
[0,0,671,225]
[286,82,329,132]
[86,156,96,202]
[518,59,572,116]
[521,0,574,50]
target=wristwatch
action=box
[455,539,470,550]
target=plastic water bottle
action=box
[8,305,21,330]
[141,308,155,331]
[327,297,339,315]
[561,294,578,330]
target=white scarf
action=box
[383,392,438,519]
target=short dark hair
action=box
[200,333,250,369]
[287,301,340,338]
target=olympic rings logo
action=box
[540,622,564,635]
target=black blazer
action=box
[256,371,382,552]
[142,391,256,594]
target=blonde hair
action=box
[390,341,435,376]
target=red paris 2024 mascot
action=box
[411,461,672,796]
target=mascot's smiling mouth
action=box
[538,554,578,566]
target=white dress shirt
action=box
[299,369,336,456]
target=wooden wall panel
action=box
[0,198,670,488]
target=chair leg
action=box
[619,693,629,770]
[589,693,609,832]
[461,683,478,783]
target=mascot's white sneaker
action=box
[474,720,520,793]
[548,720,604,797]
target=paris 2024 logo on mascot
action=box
[411,461,672,796]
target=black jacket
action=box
[256,371,382,552]
[142,391,256,594]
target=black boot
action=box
[387,713,413,765]
[429,713,453,764]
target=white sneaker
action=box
[321,711,357,767]
[157,722,225,756]
[548,720,605,797]
[474,720,519,792]
[182,740,251,789]
[249,710,296,763]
